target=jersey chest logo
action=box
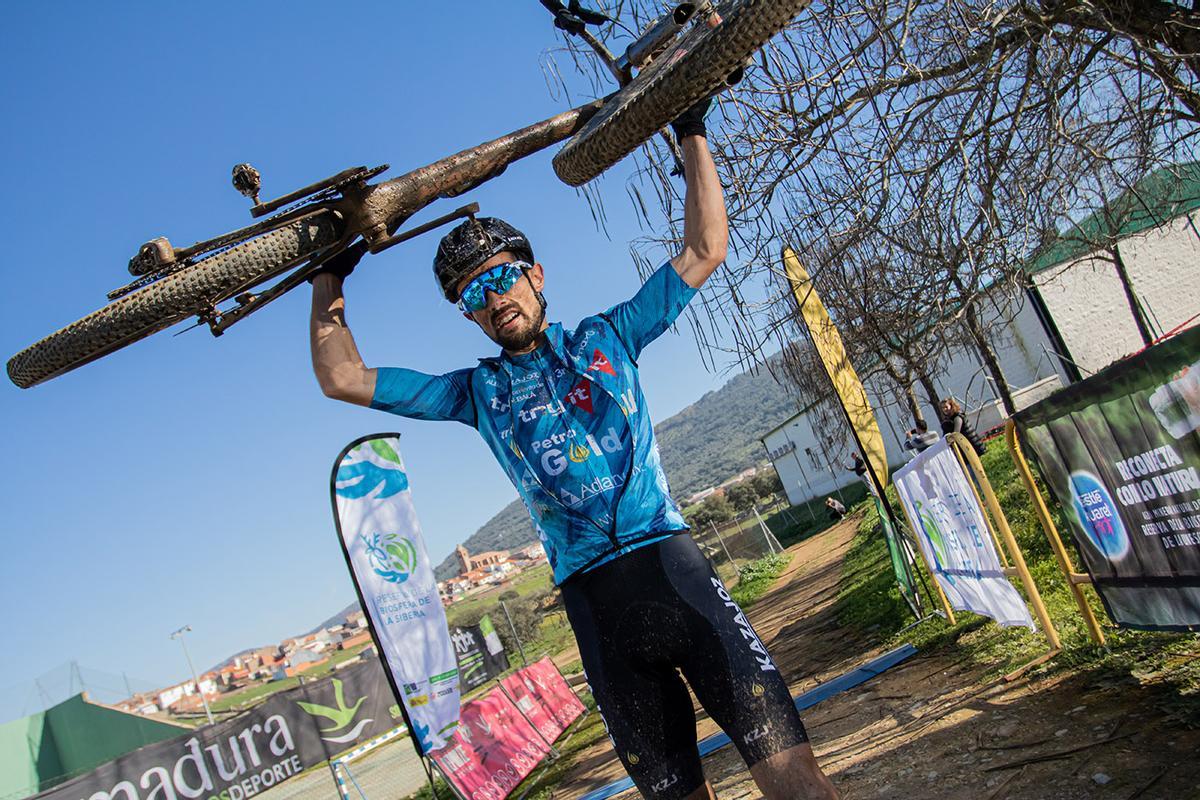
[566,380,594,413]
[587,348,616,376]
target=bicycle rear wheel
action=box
[7,211,343,388]
[552,0,810,186]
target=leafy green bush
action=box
[752,470,784,498]
[730,552,791,607]
[725,483,760,513]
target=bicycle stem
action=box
[344,98,607,251]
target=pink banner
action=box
[500,670,562,743]
[430,687,550,800]
[431,660,586,800]
[520,657,586,734]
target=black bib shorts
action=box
[561,533,808,798]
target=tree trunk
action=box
[874,347,924,425]
[915,368,941,418]
[905,383,925,425]
[1110,244,1156,346]
[964,301,1018,415]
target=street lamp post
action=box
[169,625,214,725]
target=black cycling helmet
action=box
[433,216,535,302]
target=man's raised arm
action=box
[310,259,376,406]
[669,107,728,289]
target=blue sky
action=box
[0,2,745,719]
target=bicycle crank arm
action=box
[206,202,480,335]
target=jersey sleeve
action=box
[602,261,698,361]
[370,367,476,426]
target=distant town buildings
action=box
[118,613,376,719]
[438,543,548,604]
[120,542,550,718]
[455,543,509,573]
[683,466,761,506]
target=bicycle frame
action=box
[204,97,605,335]
[349,99,606,253]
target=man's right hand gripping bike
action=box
[7,0,809,389]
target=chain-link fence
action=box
[252,731,427,800]
[334,737,429,800]
[691,499,787,586]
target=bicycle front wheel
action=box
[552,0,810,186]
[7,211,343,388]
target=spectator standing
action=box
[848,451,878,497]
[849,452,868,479]
[939,398,986,455]
[903,419,940,456]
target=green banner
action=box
[1015,326,1200,630]
[874,495,919,616]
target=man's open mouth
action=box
[495,310,521,331]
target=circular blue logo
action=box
[1069,471,1129,561]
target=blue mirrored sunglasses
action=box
[456,261,532,312]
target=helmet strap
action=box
[522,269,548,312]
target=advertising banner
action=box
[331,434,460,753]
[453,616,510,691]
[500,658,585,743]
[873,494,920,616]
[32,656,405,800]
[1015,326,1200,630]
[499,672,560,744]
[894,438,1035,628]
[783,246,889,487]
[430,687,552,800]
[517,658,586,735]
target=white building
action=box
[764,163,1200,507]
[1027,167,1200,377]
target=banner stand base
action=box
[897,613,942,634]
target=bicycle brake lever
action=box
[540,0,610,35]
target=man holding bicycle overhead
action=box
[309,102,839,799]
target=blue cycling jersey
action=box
[371,262,697,583]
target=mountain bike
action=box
[8,0,809,389]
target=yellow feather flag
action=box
[783,247,889,487]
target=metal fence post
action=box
[708,521,737,571]
[499,600,528,667]
[753,508,779,555]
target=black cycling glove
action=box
[308,240,368,284]
[670,95,713,143]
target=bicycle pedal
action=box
[232,163,262,205]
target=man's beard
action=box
[494,304,546,351]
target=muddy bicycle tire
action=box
[7,212,343,388]
[553,0,810,186]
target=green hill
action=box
[434,358,800,580]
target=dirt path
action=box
[554,518,1200,799]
